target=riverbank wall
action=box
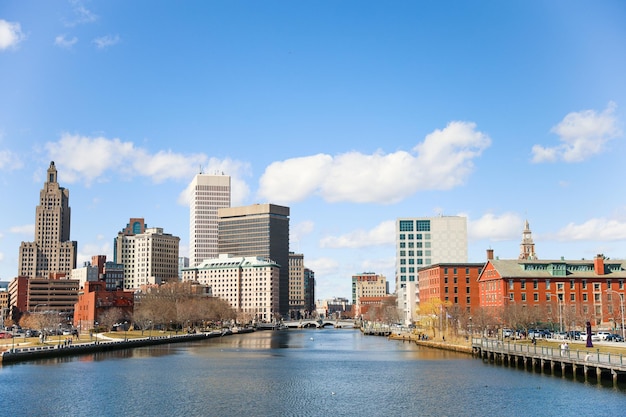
[0,328,254,365]
[388,332,473,355]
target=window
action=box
[557,282,564,290]
[570,280,575,290]
[454,268,458,274]
[546,280,551,290]
[509,280,514,290]
[400,259,406,264]
[400,251,406,256]
[570,294,575,302]
[594,283,600,291]
[408,234,414,240]
[594,293,601,302]
[521,280,526,289]
[521,293,526,301]
[583,294,588,302]
[399,234,405,240]
[399,220,414,231]
[444,268,448,274]
[582,280,587,289]
[400,242,406,248]
[534,293,539,301]
[416,220,430,231]
[533,280,538,289]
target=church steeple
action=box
[519,220,537,260]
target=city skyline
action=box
[1,2,625,300]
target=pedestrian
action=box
[532,336,536,345]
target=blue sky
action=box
[1,1,625,300]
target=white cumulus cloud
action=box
[0,19,25,50]
[258,121,491,204]
[54,35,78,49]
[554,218,626,241]
[320,220,395,249]
[468,212,523,241]
[45,134,251,196]
[532,102,622,163]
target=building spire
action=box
[519,219,537,260]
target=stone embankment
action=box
[388,332,473,355]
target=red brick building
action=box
[73,281,134,332]
[478,252,626,330]
[418,263,484,314]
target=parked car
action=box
[566,331,581,340]
[503,329,514,338]
[596,331,611,341]
[591,333,602,341]
[0,332,13,339]
[606,333,624,342]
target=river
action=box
[0,329,624,416]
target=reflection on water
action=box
[1,329,624,417]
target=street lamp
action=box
[606,289,625,341]
[124,321,128,342]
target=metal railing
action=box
[473,337,625,367]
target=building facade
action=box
[352,273,387,318]
[73,280,134,332]
[395,216,468,324]
[478,252,626,330]
[18,161,77,279]
[189,173,231,267]
[218,204,290,317]
[288,252,305,319]
[417,262,484,316]
[8,275,79,320]
[114,220,180,290]
[182,254,280,322]
[304,268,315,316]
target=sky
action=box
[1,1,625,301]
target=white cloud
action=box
[45,134,251,194]
[554,218,626,241]
[532,102,622,163]
[0,19,25,50]
[258,121,491,204]
[77,240,112,267]
[0,150,23,170]
[468,212,523,241]
[54,35,78,49]
[10,224,34,235]
[93,35,120,49]
[320,220,395,249]
[305,257,339,275]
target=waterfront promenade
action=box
[0,328,252,364]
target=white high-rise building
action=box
[189,173,231,267]
[395,216,467,324]
[115,224,180,290]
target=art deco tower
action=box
[18,161,77,278]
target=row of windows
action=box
[398,233,431,240]
[510,279,624,291]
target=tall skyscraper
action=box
[395,215,468,324]
[189,173,231,267]
[18,161,77,278]
[114,218,180,289]
[218,204,290,317]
